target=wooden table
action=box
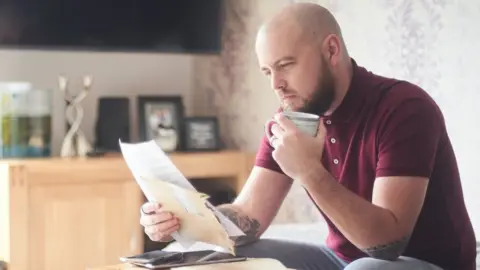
[87,258,292,270]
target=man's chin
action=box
[281,103,302,112]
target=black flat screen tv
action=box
[0,0,224,54]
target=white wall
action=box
[0,49,194,155]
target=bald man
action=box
[139,3,476,270]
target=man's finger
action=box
[140,211,175,226]
[316,120,327,141]
[141,202,162,214]
[275,114,297,132]
[164,224,181,235]
[270,136,280,149]
[149,223,181,242]
[144,218,180,236]
[270,123,285,139]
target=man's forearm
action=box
[216,204,261,246]
[301,167,408,260]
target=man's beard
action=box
[299,64,336,115]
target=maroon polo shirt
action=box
[255,59,476,269]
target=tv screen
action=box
[0,0,224,54]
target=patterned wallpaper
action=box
[192,0,255,149]
[193,0,480,227]
[192,0,285,151]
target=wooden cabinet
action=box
[0,151,255,270]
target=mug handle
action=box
[264,119,277,147]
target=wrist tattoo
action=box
[217,204,260,247]
[361,235,410,261]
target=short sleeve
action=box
[254,134,284,174]
[254,108,285,174]
[376,98,444,178]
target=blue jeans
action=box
[235,239,443,270]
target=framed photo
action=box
[183,117,221,152]
[137,95,184,152]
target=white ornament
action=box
[58,75,93,157]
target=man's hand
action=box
[139,202,180,242]
[269,113,327,180]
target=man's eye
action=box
[279,62,292,69]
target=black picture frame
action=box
[137,95,185,152]
[183,117,221,152]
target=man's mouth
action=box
[281,95,296,101]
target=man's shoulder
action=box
[354,68,447,136]
[366,75,442,119]
[355,64,436,109]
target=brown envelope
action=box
[140,177,235,254]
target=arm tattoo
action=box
[217,204,261,247]
[361,235,410,261]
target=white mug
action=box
[265,111,320,147]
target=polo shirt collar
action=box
[325,58,369,123]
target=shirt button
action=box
[326,120,332,125]
[330,138,336,144]
[333,159,339,165]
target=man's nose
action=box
[270,73,286,90]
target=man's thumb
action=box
[315,120,327,141]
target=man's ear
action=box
[322,34,341,66]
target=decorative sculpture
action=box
[58,75,93,157]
